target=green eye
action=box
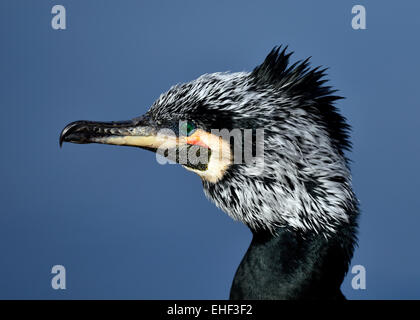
[180,121,196,136]
[186,122,196,136]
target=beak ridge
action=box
[59,118,155,147]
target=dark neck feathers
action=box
[230,225,356,300]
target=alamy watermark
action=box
[51,5,66,30]
[351,265,366,290]
[51,265,66,290]
[153,121,265,175]
[351,5,366,30]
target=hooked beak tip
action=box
[59,120,91,148]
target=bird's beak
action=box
[59,115,178,151]
[59,115,215,172]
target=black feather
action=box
[251,46,351,155]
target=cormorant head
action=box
[60,47,358,237]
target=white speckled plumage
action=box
[148,48,358,236]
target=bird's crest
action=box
[251,46,351,153]
[251,46,330,99]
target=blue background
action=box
[1,1,419,299]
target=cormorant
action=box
[60,47,359,300]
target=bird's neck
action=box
[230,227,352,300]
